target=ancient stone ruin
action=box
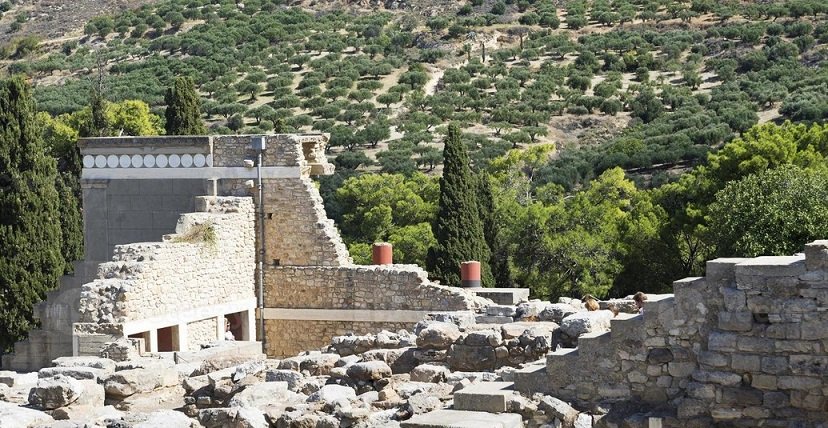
[1,134,827,427]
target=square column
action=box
[147,330,158,353]
[176,323,188,352]
[216,315,225,342]
[242,310,256,341]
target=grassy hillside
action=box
[3,0,826,188]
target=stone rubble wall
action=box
[74,197,255,350]
[264,265,481,310]
[187,318,218,352]
[264,320,412,357]
[531,241,828,426]
[263,264,488,356]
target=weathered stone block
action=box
[698,351,728,368]
[668,362,696,378]
[647,348,673,364]
[730,354,761,372]
[718,312,753,332]
[790,390,826,410]
[720,387,763,406]
[778,376,822,391]
[751,374,778,390]
[416,322,462,350]
[464,330,502,347]
[720,287,747,312]
[710,407,743,420]
[447,345,496,372]
[789,355,828,376]
[737,336,773,353]
[708,332,738,352]
[763,391,789,408]
[686,382,715,400]
[761,356,789,375]
[691,370,741,386]
[677,398,707,418]
[800,320,828,340]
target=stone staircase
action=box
[402,381,523,428]
[514,295,676,403]
[1,260,100,371]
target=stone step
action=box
[453,381,515,413]
[512,362,547,395]
[609,313,643,342]
[401,409,523,428]
[545,347,579,374]
[576,330,612,357]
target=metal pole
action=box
[257,150,266,352]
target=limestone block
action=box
[265,369,304,391]
[538,395,578,425]
[789,355,828,376]
[0,401,53,426]
[720,287,747,312]
[647,348,673,364]
[730,354,761,372]
[416,322,462,350]
[453,381,514,413]
[447,344,496,372]
[698,351,728,368]
[516,301,547,320]
[539,303,579,324]
[559,310,612,338]
[28,375,84,410]
[717,312,753,332]
[103,367,178,399]
[800,320,828,340]
[691,370,741,386]
[667,362,696,378]
[52,356,117,373]
[708,332,739,353]
[0,371,17,387]
[227,382,305,409]
[279,353,339,376]
[720,386,763,406]
[804,240,828,271]
[777,375,822,390]
[307,384,356,404]
[400,409,522,428]
[464,330,503,347]
[760,356,789,375]
[763,391,789,408]
[676,398,706,418]
[574,413,592,428]
[751,374,777,390]
[346,361,393,382]
[686,382,715,400]
[38,366,106,382]
[410,364,450,383]
[132,409,198,428]
[710,407,742,420]
[486,305,517,318]
[198,406,268,428]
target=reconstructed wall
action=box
[520,241,828,426]
[262,265,485,356]
[264,320,412,357]
[74,196,256,352]
[187,318,218,352]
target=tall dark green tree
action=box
[165,77,207,135]
[0,77,65,352]
[477,172,512,287]
[427,124,493,287]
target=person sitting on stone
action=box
[633,292,647,314]
[224,317,235,341]
[582,295,599,311]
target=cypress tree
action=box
[477,172,513,287]
[165,77,207,135]
[427,124,493,287]
[0,77,64,351]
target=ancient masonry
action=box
[1,134,490,371]
[511,243,828,425]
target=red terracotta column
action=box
[461,261,481,288]
[372,242,393,265]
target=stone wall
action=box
[187,318,218,352]
[264,265,477,310]
[212,134,351,266]
[262,264,486,356]
[264,320,412,357]
[73,196,256,354]
[521,241,828,426]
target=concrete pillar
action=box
[147,329,158,353]
[176,323,188,352]
[242,310,256,341]
[372,242,393,265]
[461,261,481,288]
[216,315,225,341]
